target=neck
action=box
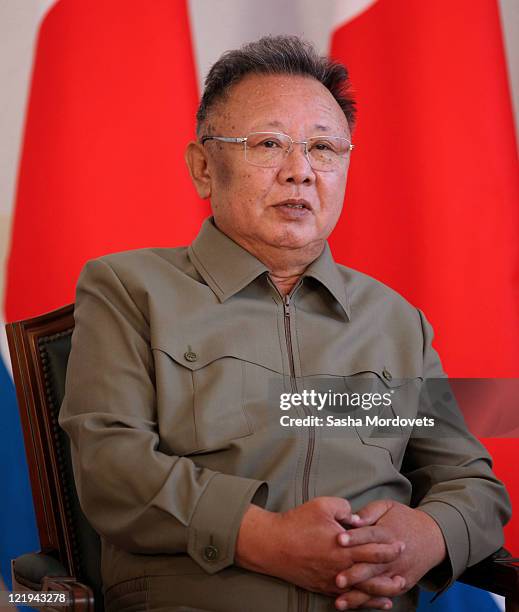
[268,271,304,296]
[246,240,325,297]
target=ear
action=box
[185,141,212,199]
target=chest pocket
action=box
[152,333,284,456]
[344,368,423,469]
[151,344,252,455]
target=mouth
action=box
[273,199,312,211]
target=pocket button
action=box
[203,545,219,561]
[382,368,392,381]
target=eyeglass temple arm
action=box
[201,136,247,144]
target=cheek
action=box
[213,158,276,213]
[234,170,274,207]
[214,155,233,185]
[317,175,347,213]
[213,167,253,218]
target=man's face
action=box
[192,73,351,256]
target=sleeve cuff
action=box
[187,473,268,574]
[416,500,470,595]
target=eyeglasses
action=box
[201,131,354,172]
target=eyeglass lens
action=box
[244,132,351,170]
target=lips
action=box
[274,199,312,210]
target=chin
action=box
[267,226,317,249]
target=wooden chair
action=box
[5,304,519,611]
[6,304,99,612]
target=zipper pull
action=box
[284,294,290,317]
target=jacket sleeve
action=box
[403,308,511,593]
[58,257,268,574]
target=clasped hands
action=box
[236,497,447,610]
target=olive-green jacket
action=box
[59,216,511,612]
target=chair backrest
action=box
[5,304,103,610]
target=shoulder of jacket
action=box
[82,246,188,275]
[335,262,419,318]
[89,246,185,265]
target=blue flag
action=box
[419,582,501,611]
[0,355,39,589]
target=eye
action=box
[247,133,286,149]
[314,142,333,151]
[310,139,336,152]
[259,138,282,149]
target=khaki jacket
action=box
[59,217,511,612]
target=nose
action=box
[276,142,316,185]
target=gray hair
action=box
[196,35,356,137]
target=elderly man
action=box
[59,36,510,612]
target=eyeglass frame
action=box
[200,131,354,171]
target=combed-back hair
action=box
[196,35,356,136]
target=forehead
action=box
[212,73,349,136]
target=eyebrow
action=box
[262,120,285,130]
[254,121,333,132]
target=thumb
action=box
[350,499,394,527]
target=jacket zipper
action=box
[283,294,315,505]
[281,290,313,612]
[283,294,298,393]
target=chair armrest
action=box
[457,548,519,604]
[12,552,95,612]
[12,551,68,587]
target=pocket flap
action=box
[152,330,284,374]
[346,367,423,388]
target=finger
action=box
[335,563,388,589]
[348,575,406,597]
[351,499,394,526]
[329,497,353,525]
[348,542,404,564]
[337,525,402,547]
[360,598,394,610]
[335,590,392,610]
[334,589,372,610]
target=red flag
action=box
[330,0,519,552]
[5,0,206,322]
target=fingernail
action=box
[399,542,406,553]
[383,603,392,610]
[339,533,350,545]
[336,601,348,611]
[336,576,347,588]
[351,514,361,523]
[400,577,406,589]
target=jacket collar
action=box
[188,217,269,301]
[302,241,351,319]
[188,217,350,319]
